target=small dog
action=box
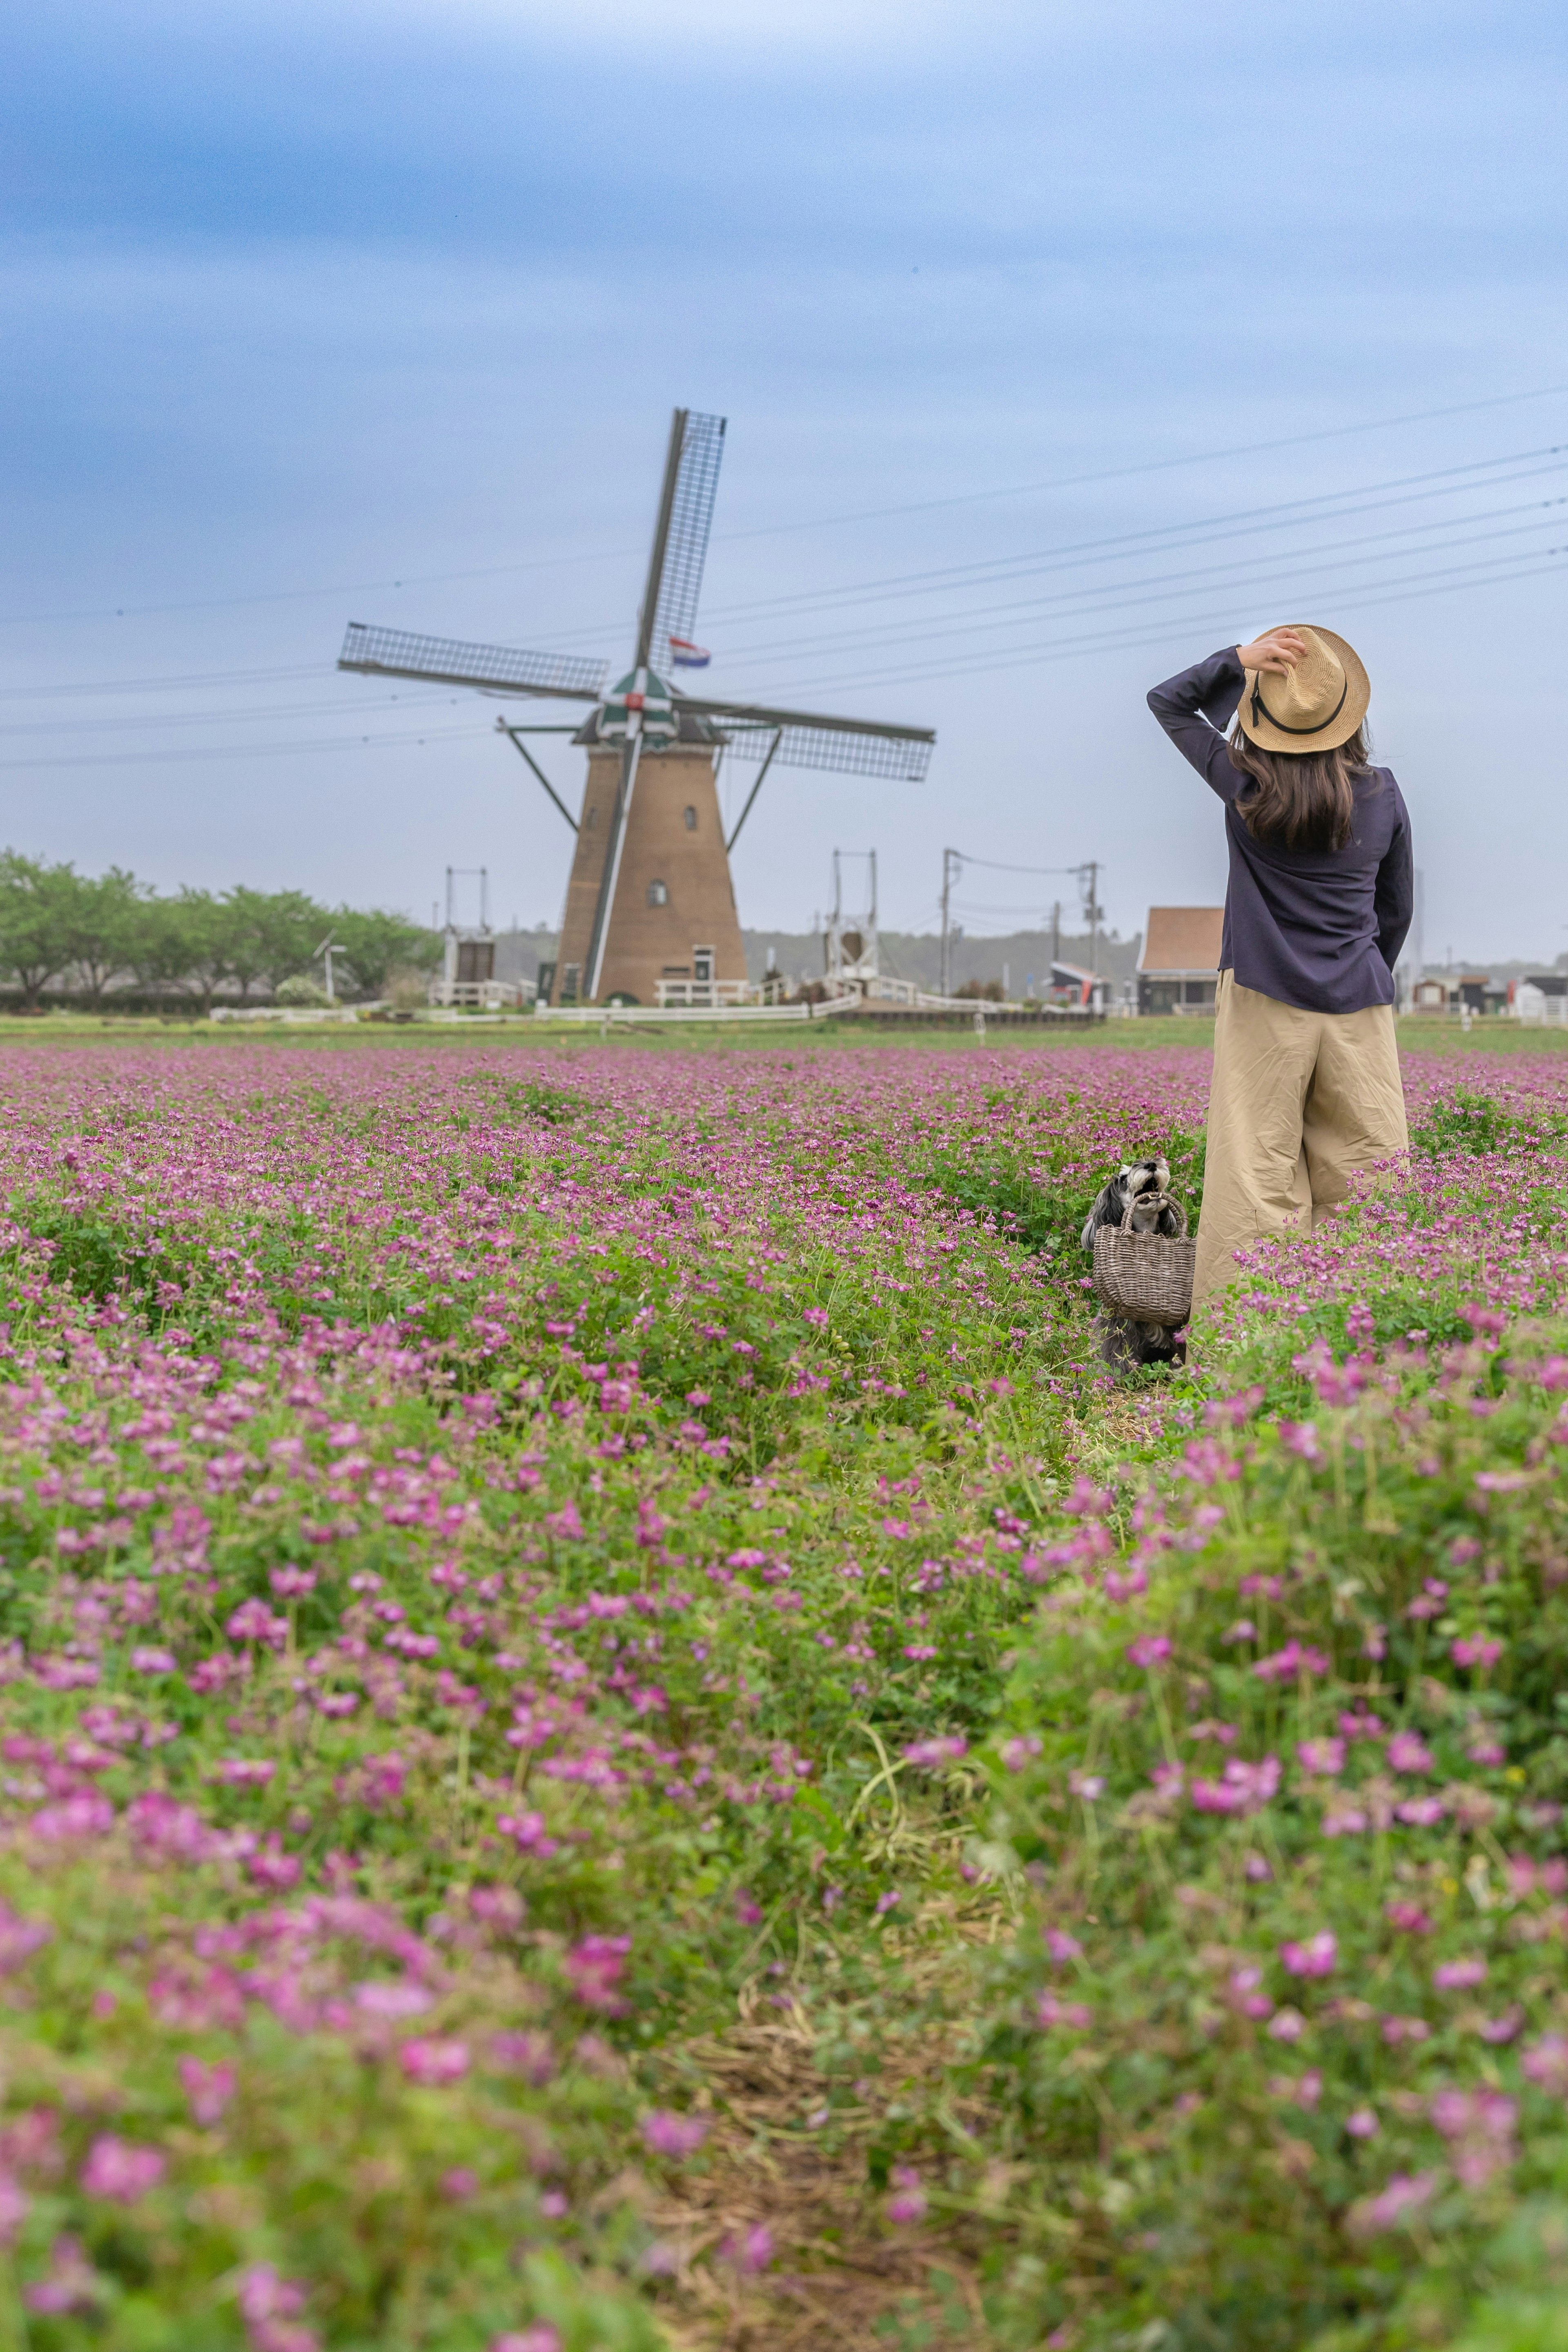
[1081,1156,1186,1370]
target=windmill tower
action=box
[337,409,935,1007]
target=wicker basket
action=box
[1092,1201,1195,1328]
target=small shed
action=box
[1514,974,1568,1025]
[1411,977,1451,1013]
[1138,907,1224,1016]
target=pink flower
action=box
[1384,1901,1433,1935]
[178,2056,236,2126]
[1433,1957,1487,1991]
[1190,1755,1280,1816]
[1451,1634,1503,1669]
[491,2333,561,2352]
[1387,1731,1434,1774]
[1296,1737,1345,1777]
[564,1933,631,2013]
[1395,1797,1448,1828]
[81,2134,165,2203]
[1125,1635,1171,1669]
[1348,2172,1439,2235]
[1269,2069,1321,2109]
[129,1645,176,1675]
[1254,1640,1330,1683]
[902,1735,968,1767]
[1036,1992,1094,2030]
[641,2111,709,2159]
[1280,1931,1337,1980]
[999,1735,1042,1770]
[0,2169,27,2246]
[1381,2014,1431,2046]
[1345,2107,1380,2138]
[1068,1770,1105,1800]
[1267,2007,1305,2042]
[1319,1799,1369,1836]
[886,2165,928,2224]
[398,2037,470,2086]
[723,2224,774,2274]
[24,2234,101,2314]
[1045,1929,1083,1963]
[1521,2034,1568,2094]
[354,1979,433,2020]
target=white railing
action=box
[428,980,526,1010]
[654,978,759,1008]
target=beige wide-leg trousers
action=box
[1192,970,1408,1314]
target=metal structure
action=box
[825,850,880,993]
[338,408,935,1005]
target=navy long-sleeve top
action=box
[1147,646,1413,1015]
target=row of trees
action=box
[0,854,441,1011]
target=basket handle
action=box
[1131,1192,1188,1239]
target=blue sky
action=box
[1,0,1564,958]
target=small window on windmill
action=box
[683,805,697,831]
[693,945,715,983]
[456,939,495,985]
[560,964,581,1006]
[585,806,598,830]
[647,879,669,906]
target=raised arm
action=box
[1374,790,1414,977]
[1147,631,1305,802]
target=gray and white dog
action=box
[1080,1156,1186,1370]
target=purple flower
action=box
[901,1735,968,1767]
[641,2111,709,2160]
[1386,1731,1435,1774]
[564,1933,631,2013]
[1433,1957,1488,1991]
[1345,2107,1380,2138]
[1451,1634,1504,1669]
[1384,1901,1433,1935]
[491,2333,561,2352]
[81,2134,165,2203]
[886,2165,928,2224]
[1125,1634,1171,1669]
[1296,1737,1345,1777]
[1521,2033,1568,2094]
[999,1735,1042,1770]
[1045,1929,1083,1963]
[178,2056,236,2125]
[398,2037,470,2086]
[1254,1640,1330,1683]
[129,1645,176,1675]
[24,2234,102,2315]
[1279,1931,1337,1980]
[1348,2172,1439,2235]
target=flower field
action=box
[1,1034,1567,2350]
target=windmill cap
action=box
[1237,625,1370,754]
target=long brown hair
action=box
[1226,722,1374,853]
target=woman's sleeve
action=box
[1374,788,1414,976]
[1146,648,1247,803]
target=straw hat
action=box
[1238,624,1370,754]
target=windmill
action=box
[337,409,935,1007]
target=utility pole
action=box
[1078,861,1103,998]
[1051,899,1060,971]
[940,848,960,998]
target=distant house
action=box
[1137,907,1224,1015]
[1411,976,1450,1013]
[1513,974,1568,1025]
[1048,959,1108,1011]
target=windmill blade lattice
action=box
[647,412,726,665]
[717,718,933,783]
[339,622,606,702]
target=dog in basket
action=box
[1081,1156,1186,1370]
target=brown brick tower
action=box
[552,715,745,1005]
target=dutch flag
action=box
[668,637,711,669]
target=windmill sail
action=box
[338,622,605,702]
[645,411,726,670]
[676,694,935,783]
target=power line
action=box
[0,722,493,772]
[2,382,1562,635]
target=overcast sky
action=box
[2,0,1563,960]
